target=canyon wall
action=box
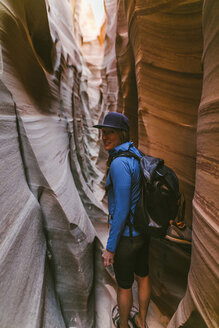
[0,0,218,327]
[117,0,218,327]
[0,0,114,327]
[169,1,219,326]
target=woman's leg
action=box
[117,287,133,328]
[113,237,135,327]
[134,275,151,328]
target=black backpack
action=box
[107,150,185,238]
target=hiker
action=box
[94,112,150,328]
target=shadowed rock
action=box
[0,0,218,327]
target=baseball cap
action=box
[93,112,130,131]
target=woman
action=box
[94,112,150,328]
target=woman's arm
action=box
[106,158,132,253]
[102,249,115,266]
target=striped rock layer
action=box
[0,0,218,327]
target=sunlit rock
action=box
[116,0,218,327]
[0,0,107,327]
[0,0,218,327]
[0,81,65,327]
[169,1,219,327]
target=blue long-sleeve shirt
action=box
[106,142,142,252]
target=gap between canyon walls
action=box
[0,0,218,328]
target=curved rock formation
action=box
[169,1,219,326]
[119,0,203,226]
[0,0,109,327]
[116,0,218,327]
[0,0,218,327]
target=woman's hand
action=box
[102,249,115,267]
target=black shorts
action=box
[113,234,150,289]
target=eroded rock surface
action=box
[169,1,219,327]
[116,0,218,327]
[0,0,218,327]
[0,0,113,327]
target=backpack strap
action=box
[107,150,141,168]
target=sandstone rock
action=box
[0,0,218,327]
[116,0,218,327]
[0,0,107,327]
[169,1,219,327]
[0,81,65,327]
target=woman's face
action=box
[102,127,121,151]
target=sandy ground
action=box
[146,301,169,328]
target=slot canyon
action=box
[0,0,218,327]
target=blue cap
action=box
[93,112,130,131]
